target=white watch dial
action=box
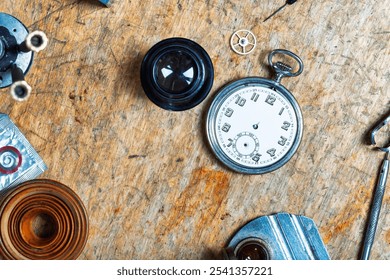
[213,85,298,169]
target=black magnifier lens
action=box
[141,37,214,111]
[155,51,196,94]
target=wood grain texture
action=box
[0,0,389,259]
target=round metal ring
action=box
[233,238,270,260]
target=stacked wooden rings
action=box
[0,179,88,259]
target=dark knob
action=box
[141,37,214,111]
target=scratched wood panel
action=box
[0,0,389,260]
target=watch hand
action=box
[263,0,297,22]
[253,123,259,130]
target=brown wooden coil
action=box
[0,179,88,259]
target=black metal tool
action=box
[263,0,297,22]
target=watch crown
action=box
[275,62,292,72]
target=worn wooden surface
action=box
[1,0,389,260]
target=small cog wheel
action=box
[230,30,257,55]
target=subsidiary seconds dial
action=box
[206,49,304,174]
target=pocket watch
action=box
[206,49,304,174]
